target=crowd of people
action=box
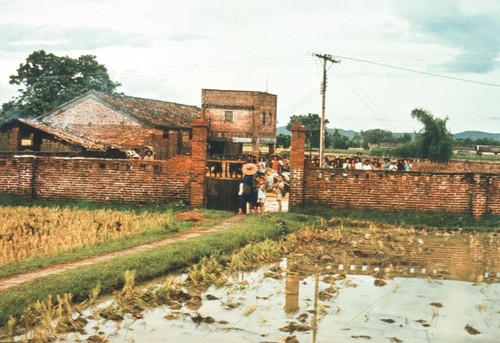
[237,161,287,215]
[314,154,413,172]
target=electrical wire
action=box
[276,86,321,123]
[335,55,500,88]
[335,65,397,131]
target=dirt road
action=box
[0,215,245,292]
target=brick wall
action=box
[413,160,500,174]
[0,156,191,203]
[0,118,209,205]
[289,126,500,218]
[0,130,12,152]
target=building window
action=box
[262,112,266,125]
[224,111,234,122]
[163,130,169,138]
[268,113,273,125]
[20,132,34,147]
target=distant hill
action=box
[276,126,357,138]
[276,127,500,141]
[453,131,500,141]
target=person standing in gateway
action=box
[238,162,258,214]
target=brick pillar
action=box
[471,174,487,219]
[16,155,36,199]
[190,116,208,206]
[168,130,179,157]
[10,126,20,152]
[289,122,307,210]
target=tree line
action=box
[278,112,498,162]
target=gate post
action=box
[471,174,488,219]
[190,116,208,206]
[289,122,307,209]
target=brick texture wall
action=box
[413,160,500,174]
[202,89,277,154]
[38,98,189,159]
[0,130,12,152]
[0,156,191,203]
[290,127,500,218]
[0,118,209,205]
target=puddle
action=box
[13,226,498,343]
[53,261,498,343]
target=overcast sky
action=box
[1,0,499,133]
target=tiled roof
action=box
[36,91,201,129]
[98,92,200,129]
[17,119,122,152]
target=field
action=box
[0,206,175,266]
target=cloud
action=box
[395,1,500,73]
[0,24,152,53]
[167,32,210,42]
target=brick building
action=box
[0,91,200,159]
[1,89,278,161]
[202,89,277,158]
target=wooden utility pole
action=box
[314,53,340,163]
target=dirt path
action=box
[0,215,245,292]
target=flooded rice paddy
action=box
[37,224,500,342]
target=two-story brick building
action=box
[202,89,277,158]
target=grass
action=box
[0,195,233,278]
[0,194,496,330]
[0,212,302,327]
[293,204,499,231]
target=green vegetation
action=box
[294,204,499,231]
[0,197,496,329]
[0,195,233,279]
[1,50,120,122]
[0,212,308,326]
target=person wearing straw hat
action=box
[238,163,258,214]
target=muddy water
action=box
[55,229,498,343]
[60,270,498,343]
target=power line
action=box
[276,86,321,122]
[335,55,500,88]
[335,65,397,131]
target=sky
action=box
[0,0,499,134]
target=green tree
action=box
[411,108,453,162]
[330,128,352,149]
[286,113,327,148]
[1,50,120,122]
[276,133,291,148]
[359,129,395,147]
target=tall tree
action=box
[359,129,395,146]
[276,133,291,149]
[1,50,120,122]
[411,108,453,162]
[330,128,352,149]
[286,113,328,148]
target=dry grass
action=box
[0,206,174,266]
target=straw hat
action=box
[242,163,258,175]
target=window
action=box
[163,130,169,138]
[20,132,34,147]
[268,113,273,125]
[224,111,234,122]
[262,112,266,125]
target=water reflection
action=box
[284,273,300,314]
[50,230,499,343]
